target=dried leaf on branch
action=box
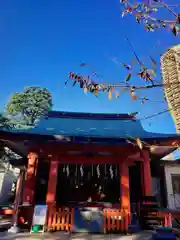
[138,67,155,84]
[130,88,138,100]
[177,14,180,24]
[141,97,149,104]
[95,89,99,97]
[65,80,68,85]
[108,88,113,100]
[122,63,132,70]
[120,0,180,36]
[125,73,132,82]
[67,47,164,104]
[136,137,143,149]
[120,0,128,3]
[172,25,179,36]
[84,87,88,93]
[149,56,157,66]
[115,91,119,99]
[72,81,77,87]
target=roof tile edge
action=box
[46,111,136,120]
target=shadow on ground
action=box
[0,231,153,240]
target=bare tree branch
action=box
[120,0,180,35]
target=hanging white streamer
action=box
[66,165,69,177]
[96,165,100,178]
[110,165,114,179]
[80,164,84,177]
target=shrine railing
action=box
[103,208,130,233]
[47,205,74,232]
[47,205,130,233]
[47,206,180,233]
[153,212,180,227]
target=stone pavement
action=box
[0,231,153,240]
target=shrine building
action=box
[1,111,180,233]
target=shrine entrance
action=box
[129,162,142,203]
[56,164,120,206]
[129,162,142,215]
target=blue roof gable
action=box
[6,111,180,140]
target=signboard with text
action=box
[32,205,47,226]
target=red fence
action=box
[17,204,180,233]
[103,208,130,233]
[144,211,180,227]
[47,206,130,233]
[47,206,74,232]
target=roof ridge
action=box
[46,111,136,120]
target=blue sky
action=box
[0,0,180,135]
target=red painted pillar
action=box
[120,162,131,231]
[141,149,152,196]
[46,157,59,204]
[120,162,130,211]
[23,152,38,204]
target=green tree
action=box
[0,113,11,130]
[0,114,11,161]
[6,86,53,127]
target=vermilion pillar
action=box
[23,152,38,204]
[141,149,152,196]
[120,162,130,211]
[46,157,59,204]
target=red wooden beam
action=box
[56,155,128,164]
[22,152,38,204]
[46,157,59,204]
[38,142,138,156]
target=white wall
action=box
[164,165,180,210]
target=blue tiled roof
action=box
[7,111,180,140]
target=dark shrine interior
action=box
[34,160,145,208]
[34,159,50,205]
[129,162,142,203]
[56,164,120,206]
